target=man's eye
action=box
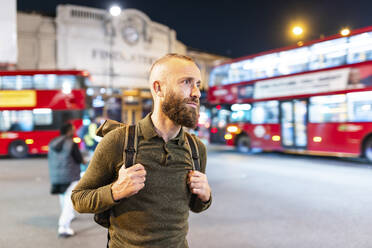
[184,79,191,84]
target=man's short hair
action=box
[149,53,196,75]
[60,123,73,135]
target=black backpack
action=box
[93,120,201,229]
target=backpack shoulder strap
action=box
[185,132,200,171]
[94,123,137,234]
[123,124,137,168]
[185,132,203,209]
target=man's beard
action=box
[161,91,199,129]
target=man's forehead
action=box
[164,59,200,76]
[149,57,201,84]
[160,57,196,69]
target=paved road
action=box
[1,146,372,248]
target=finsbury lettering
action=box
[92,49,156,65]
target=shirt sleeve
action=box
[190,138,212,213]
[71,127,125,214]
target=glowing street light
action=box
[109,5,122,17]
[106,4,122,96]
[340,28,350,36]
[292,26,303,36]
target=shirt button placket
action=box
[163,143,169,166]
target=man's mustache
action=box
[185,96,199,105]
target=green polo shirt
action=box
[72,114,211,248]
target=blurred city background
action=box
[1,0,372,247]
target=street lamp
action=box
[106,5,122,95]
[289,24,305,44]
[340,28,350,36]
[292,26,304,36]
[109,5,121,17]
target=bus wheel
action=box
[9,140,28,158]
[236,135,250,153]
[365,138,372,163]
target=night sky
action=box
[17,0,372,58]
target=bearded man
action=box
[71,54,212,248]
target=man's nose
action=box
[191,84,201,98]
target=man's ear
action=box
[153,81,164,97]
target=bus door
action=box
[280,99,308,149]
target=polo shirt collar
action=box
[138,113,186,145]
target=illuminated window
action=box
[278,47,310,75]
[211,109,231,129]
[347,32,372,64]
[0,110,34,131]
[252,53,280,79]
[33,108,53,126]
[251,101,279,124]
[309,38,348,70]
[34,74,58,89]
[58,75,78,90]
[210,65,230,86]
[230,110,251,123]
[309,95,347,123]
[230,104,251,123]
[347,91,372,122]
[2,76,33,90]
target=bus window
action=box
[59,75,78,92]
[0,111,6,131]
[251,101,279,124]
[252,53,280,79]
[230,104,251,123]
[347,32,372,64]
[230,110,251,123]
[2,76,33,90]
[278,47,310,75]
[310,38,348,70]
[82,76,91,88]
[210,64,230,86]
[241,60,254,82]
[347,91,372,122]
[34,74,84,90]
[33,108,53,126]
[0,110,33,132]
[212,109,230,128]
[34,74,58,89]
[228,62,244,84]
[309,95,347,123]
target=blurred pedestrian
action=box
[83,118,99,152]
[48,123,82,238]
[71,54,212,247]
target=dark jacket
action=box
[48,136,81,184]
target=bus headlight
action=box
[313,136,322,142]
[227,125,240,134]
[224,134,233,140]
[73,137,81,143]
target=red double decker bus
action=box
[208,26,372,162]
[0,70,89,158]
